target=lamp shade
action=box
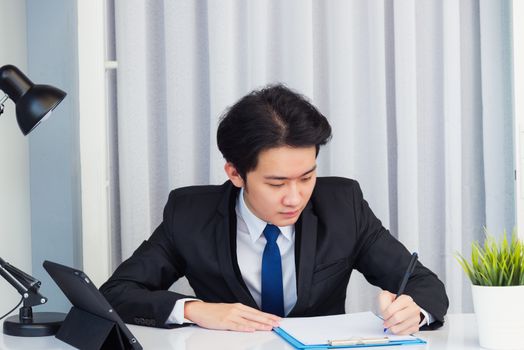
[0,65,66,135]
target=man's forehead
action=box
[248,145,317,177]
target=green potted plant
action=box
[456,229,524,350]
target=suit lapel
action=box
[215,182,258,308]
[289,202,318,316]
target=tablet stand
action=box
[56,307,134,350]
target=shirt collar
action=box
[238,188,294,243]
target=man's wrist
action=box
[184,300,203,322]
[166,298,201,325]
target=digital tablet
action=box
[43,260,142,350]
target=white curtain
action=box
[112,0,515,313]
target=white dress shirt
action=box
[166,189,433,326]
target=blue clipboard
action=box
[273,327,426,349]
[273,327,427,349]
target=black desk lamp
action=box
[0,64,67,336]
[0,64,66,134]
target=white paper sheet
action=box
[278,311,419,346]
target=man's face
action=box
[226,146,317,226]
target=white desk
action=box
[0,314,482,349]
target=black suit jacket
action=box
[100,177,448,329]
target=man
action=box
[100,84,448,335]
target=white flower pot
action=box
[472,285,524,350]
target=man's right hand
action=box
[184,301,281,332]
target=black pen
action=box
[384,252,418,332]
[396,252,418,299]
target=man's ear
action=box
[224,162,245,188]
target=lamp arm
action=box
[0,263,27,296]
[0,257,40,288]
[0,257,47,308]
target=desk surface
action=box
[1,314,481,349]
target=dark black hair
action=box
[217,84,332,179]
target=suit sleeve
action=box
[99,191,192,328]
[350,182,449,329]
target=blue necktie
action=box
[261,224,285,317]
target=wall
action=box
[0,0,32,316]
[26,0,82,312]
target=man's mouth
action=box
[281,210,300,218]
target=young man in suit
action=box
[100,84,448,335]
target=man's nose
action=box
[283,183,300,206]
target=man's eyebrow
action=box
[264,165,317,180]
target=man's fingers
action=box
[388,314,420,335]
[228,320,256,332]
[383,303,417,328]
[237,309,280,327]
[236,304,281,324]
[378,290,395,314]
[382,294,413,319]
[232,303,281,327]
[230,315,274,331]
[223,303,280,331]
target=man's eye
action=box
[268,183,284,187]
[301,177,312,182]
